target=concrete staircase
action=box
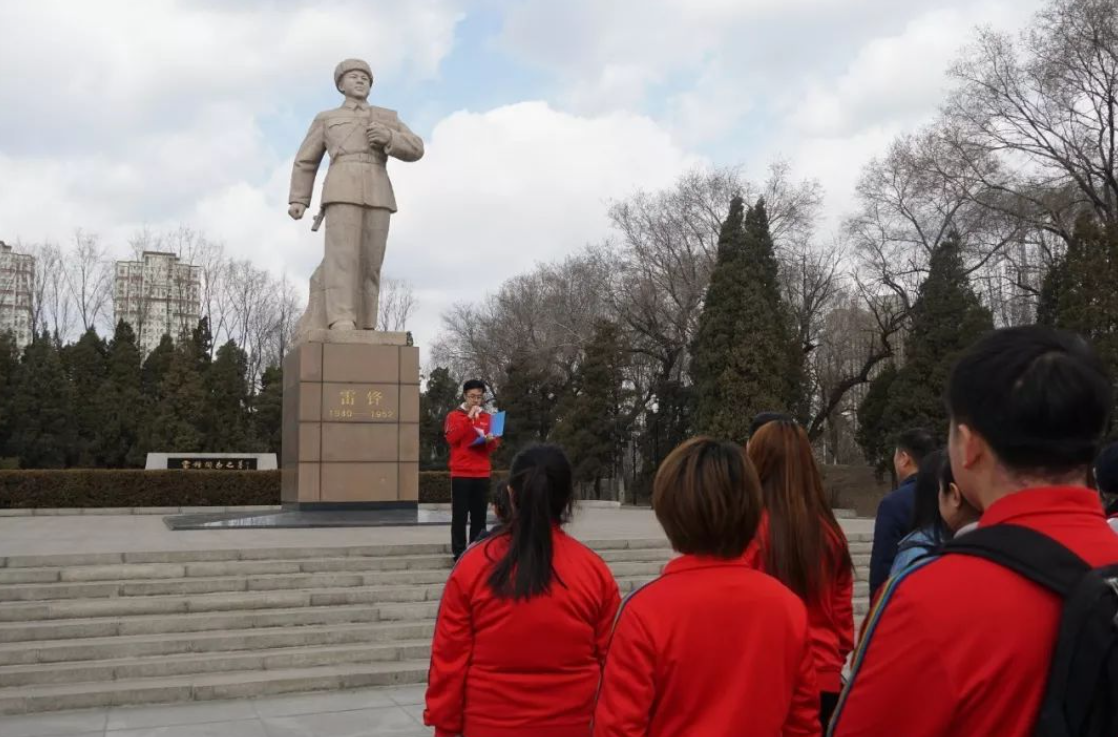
[0,534,872,715]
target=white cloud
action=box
[384,101,705,348]
[0,0,465,226]
[0,0,1057,358]
[787,1,1043,139]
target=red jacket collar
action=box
[979,486,1104,528]
[663,553,746,576]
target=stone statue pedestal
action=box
[281,332,420,510]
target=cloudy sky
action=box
[0,0,1046,350]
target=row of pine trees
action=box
[0,319,282,469]
[2,205,1114,480]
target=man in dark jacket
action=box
[868,428,937,600]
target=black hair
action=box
[946,326,1112,476]
[462,379,487,394]
[749,412,793,438]
[895,428,937,466]
[1095,442,1118,497]
[910,449,951,544]
[487,444,575,600]
[491,484,512,524]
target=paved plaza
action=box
[0,508,874,736]
[0,507,873,559]
[0,684,432,737]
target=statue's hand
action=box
[367,123,392,148]
[288,203,307,220]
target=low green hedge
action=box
[0,469,511,508]
[0,470,281,508]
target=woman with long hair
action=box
[745,420,854,729]
[425,444,621,737]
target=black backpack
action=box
[942,524,1118,737]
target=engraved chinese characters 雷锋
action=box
[288,58,424,341]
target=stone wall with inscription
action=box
[281,339,420,506]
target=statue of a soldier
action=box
[288,59,424,337]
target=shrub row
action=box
[0,470,281,508]
[0,469,511,508]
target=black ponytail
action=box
[487,444,574,600]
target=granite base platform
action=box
[163,507,497,530]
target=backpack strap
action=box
[942,524,1091,596]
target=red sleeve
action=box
[592,605,656,737]
[424,567,473,736]
[444,411,473,448]
[829,587,955,737]
[595,569,622,667]
[785,630,823,737]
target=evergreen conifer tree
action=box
[253,365,284,455]
[881,232,993,440]
[141,334,175,400]
[552,320,628,498]
[96,321,146,467]
[1037,215,1118,420]
[0,332,22,462]
[420,367,460,470]
[205,340,252,452]
[61,328,107,466]
[495,351,556,466]
[856,362,898,479]
[691,197,802,443]
[144,338,207,453]
[9,334,77,468]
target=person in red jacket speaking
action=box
[594,437,821,737]
[425,444,621,737]
[445,379,500,560]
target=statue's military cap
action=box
[334,59,373,90]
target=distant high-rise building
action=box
[113,251,201,353]
[0,241,35,349]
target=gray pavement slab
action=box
[0,686,438,737]
[0,507,872,558]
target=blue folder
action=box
[471,411,506,446]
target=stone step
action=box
[0,546,680,588]
[0,564,673,624]
[0,601,436,643]
[0,555,456,586]
[0,575,661,644]
[0,583,447,624]
[0,548,677,603]
[0,545,450,570]
[0,621,436,666]
[0,660,432,715]
[0,539,676,571]
[0,569,452,602]
[0,640,434,688]
[0,559,871,605]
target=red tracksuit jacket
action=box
[830,486,1118,737]
[445,407,499,478]
[425,527,621,737]
[743,514,855,694]
[593,555,822,737]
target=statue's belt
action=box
[331,152,386,164]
